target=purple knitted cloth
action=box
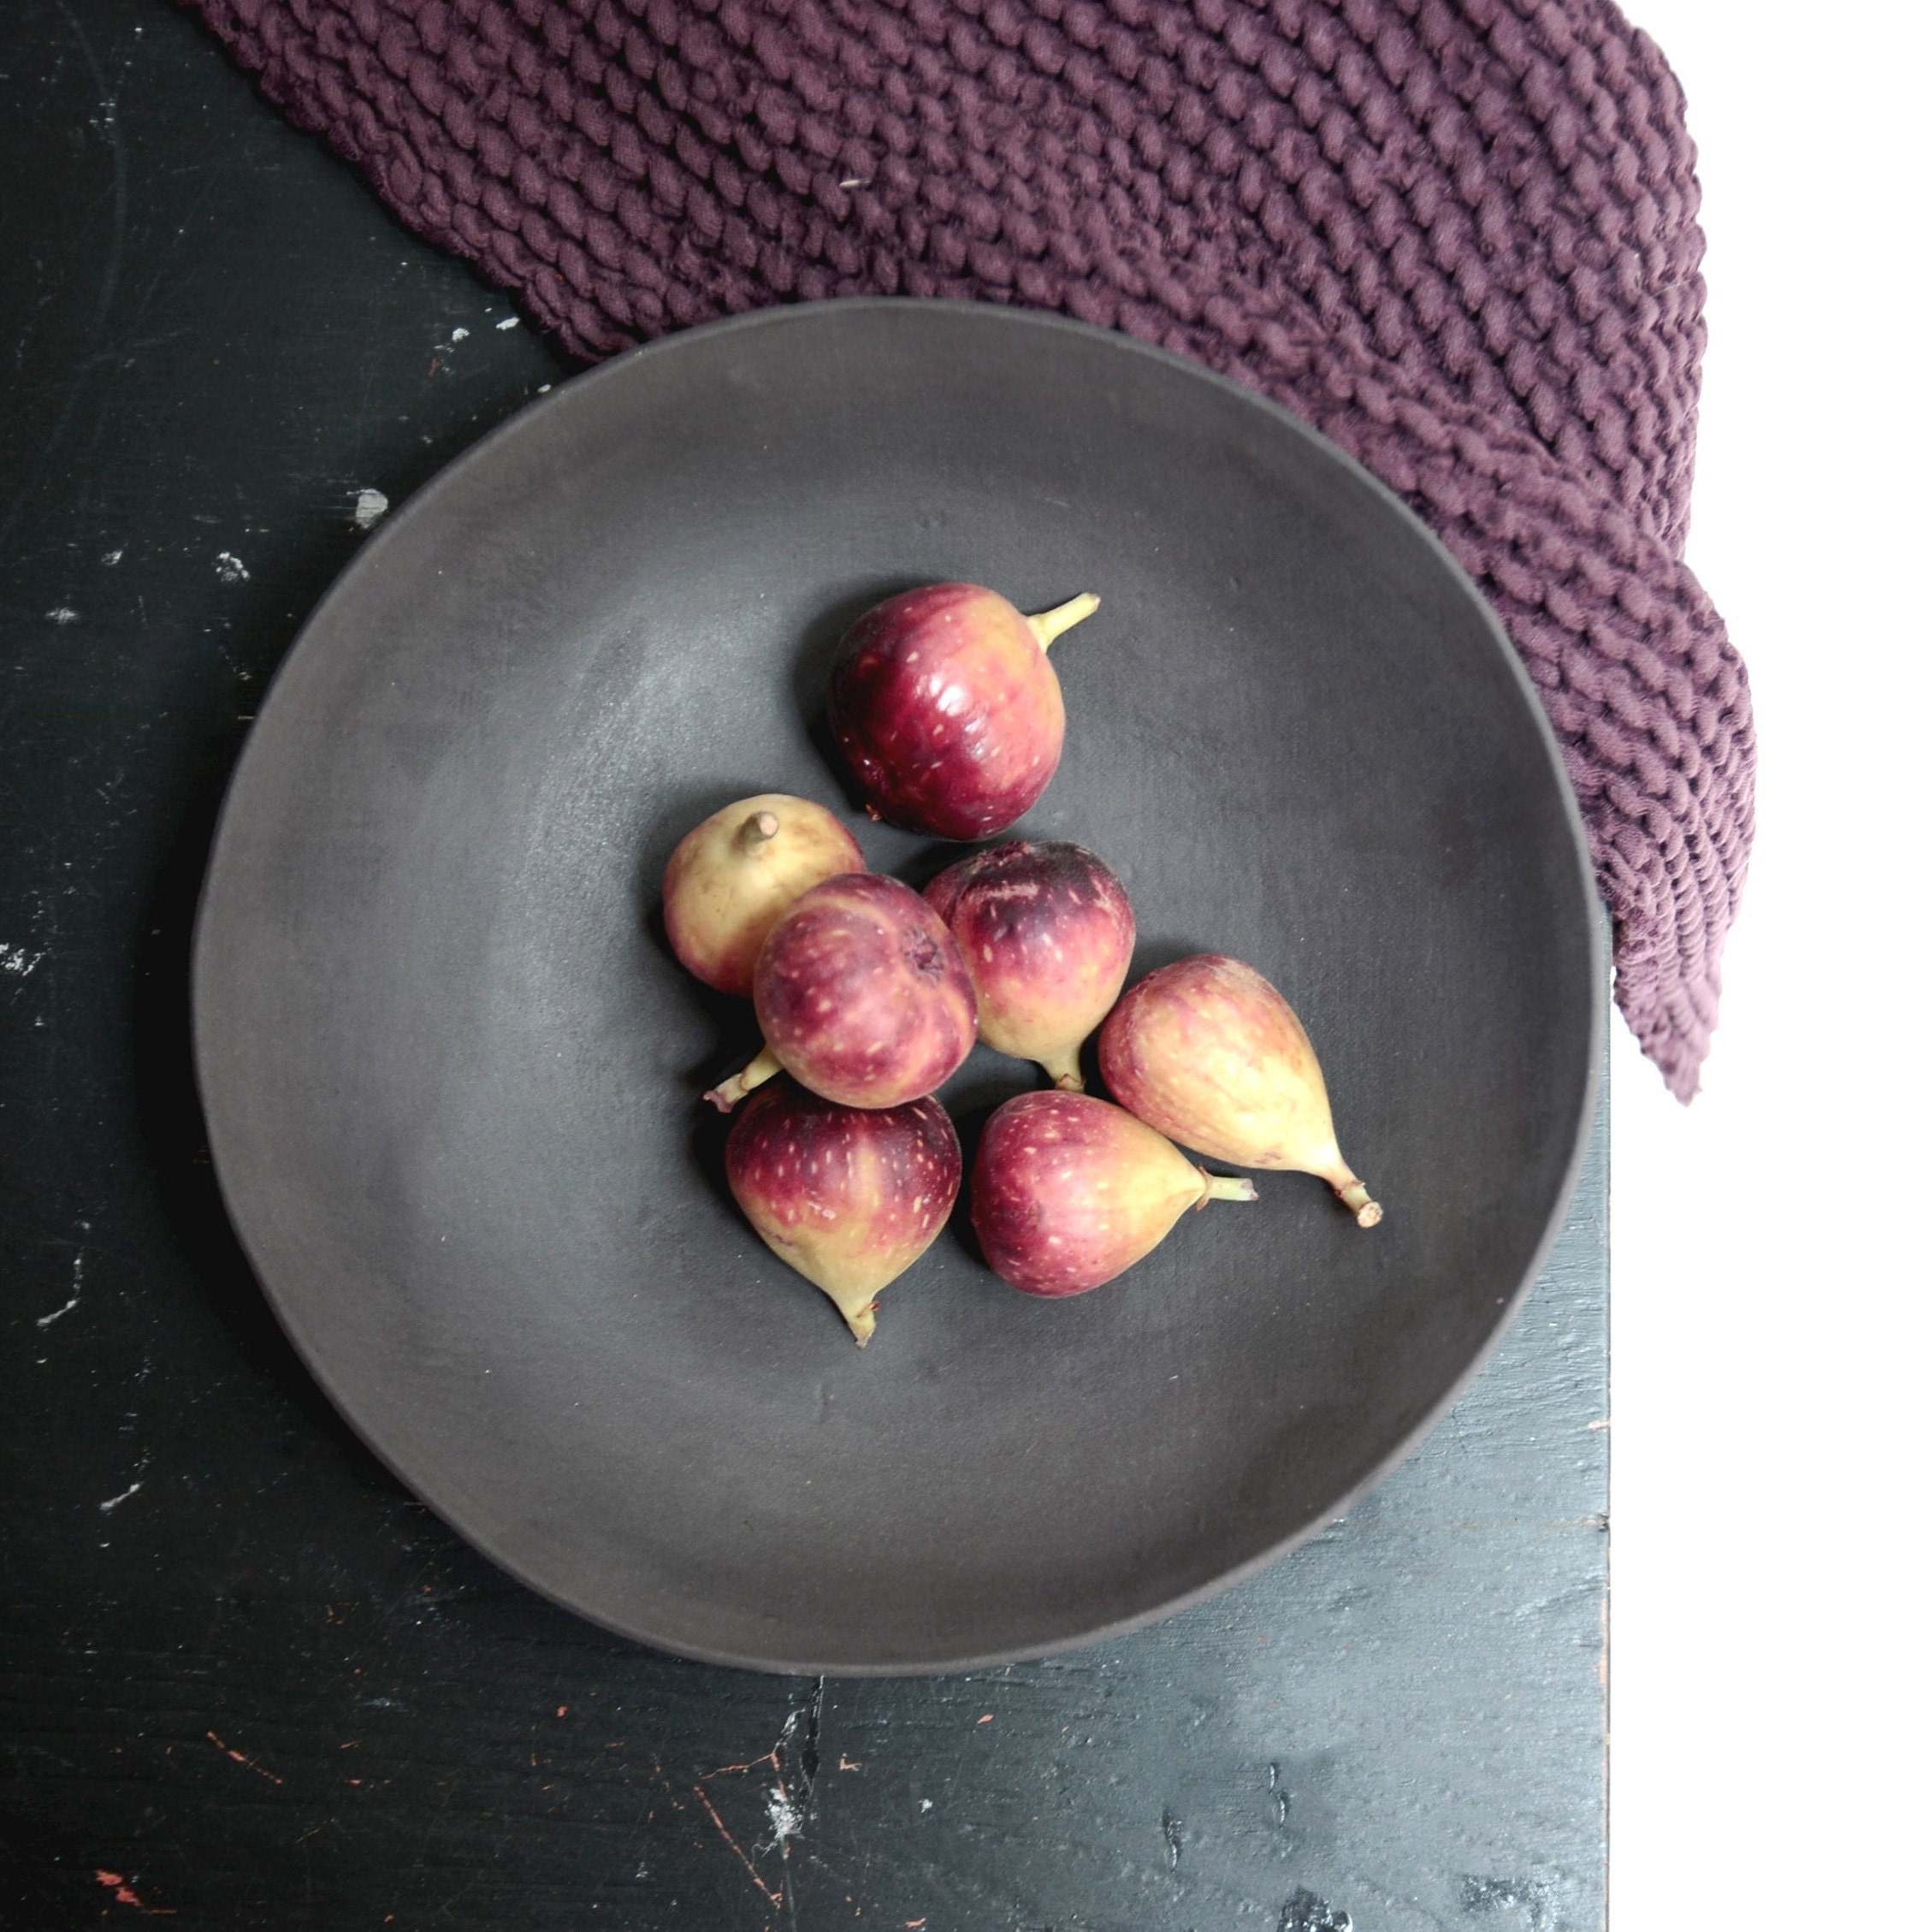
[189,0,1754,1097]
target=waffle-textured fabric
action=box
[187,0,1754,1097]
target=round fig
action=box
[705,874,977,1112]
[827,583,1099,839]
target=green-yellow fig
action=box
[1098,955,1382,1226]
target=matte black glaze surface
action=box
[192,298,1599,1673]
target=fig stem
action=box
[1026,590,1100,651]
[1040,1049,1086,1092]
[842,1300,877,1347]
[1335,1179,1383,1228]
[1202,1173,1259,1204]
[703,1042,783,1113]
[739,810,780,847]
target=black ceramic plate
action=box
[193,300,1599,1675]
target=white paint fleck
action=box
[101,548,123,566]
[352,489,389,530]
[450,325,470,341]
[38,1253,84,1327]
[2,943,43,976]
[536,383,553,394]
[766,1783,804,1849]
[496,315,520,330]
[47,607,78,625]
[839,177,870,189]
[920,1798,933,1812]
[214,551,249,584]
[99,1479,142,1514]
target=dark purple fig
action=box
[828,583,1098,839]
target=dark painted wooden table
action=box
[0,3,1607,1925]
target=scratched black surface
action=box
[0,3,1607,1926]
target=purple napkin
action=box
[188,0,1754,1097]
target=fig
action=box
[663,792,865,996]
[970,1091,1256,1296]
[827,583,1100,839]
[705,874,977,1112]
[725,1077,962,1345]
[925,840,1134,1090]
[1098,955,1382,1226]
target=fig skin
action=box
[663,792,865,996]
[925,840,1134,1090]
[1098,955,1382,1226]
[725,1077,962,1345]
[827,583,1098,839]
[971,1090,1255,1297]
[705,874,978,1111]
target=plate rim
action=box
[191,297,1605,1676]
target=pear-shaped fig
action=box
[663,793,865,996]
[971,1091,1256,1296]
[828,583,1099,839]
[705,874,978,1112]
[1098,955,1382,1225]
[726,1077,962,1344]
[925,840,1134,1090]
